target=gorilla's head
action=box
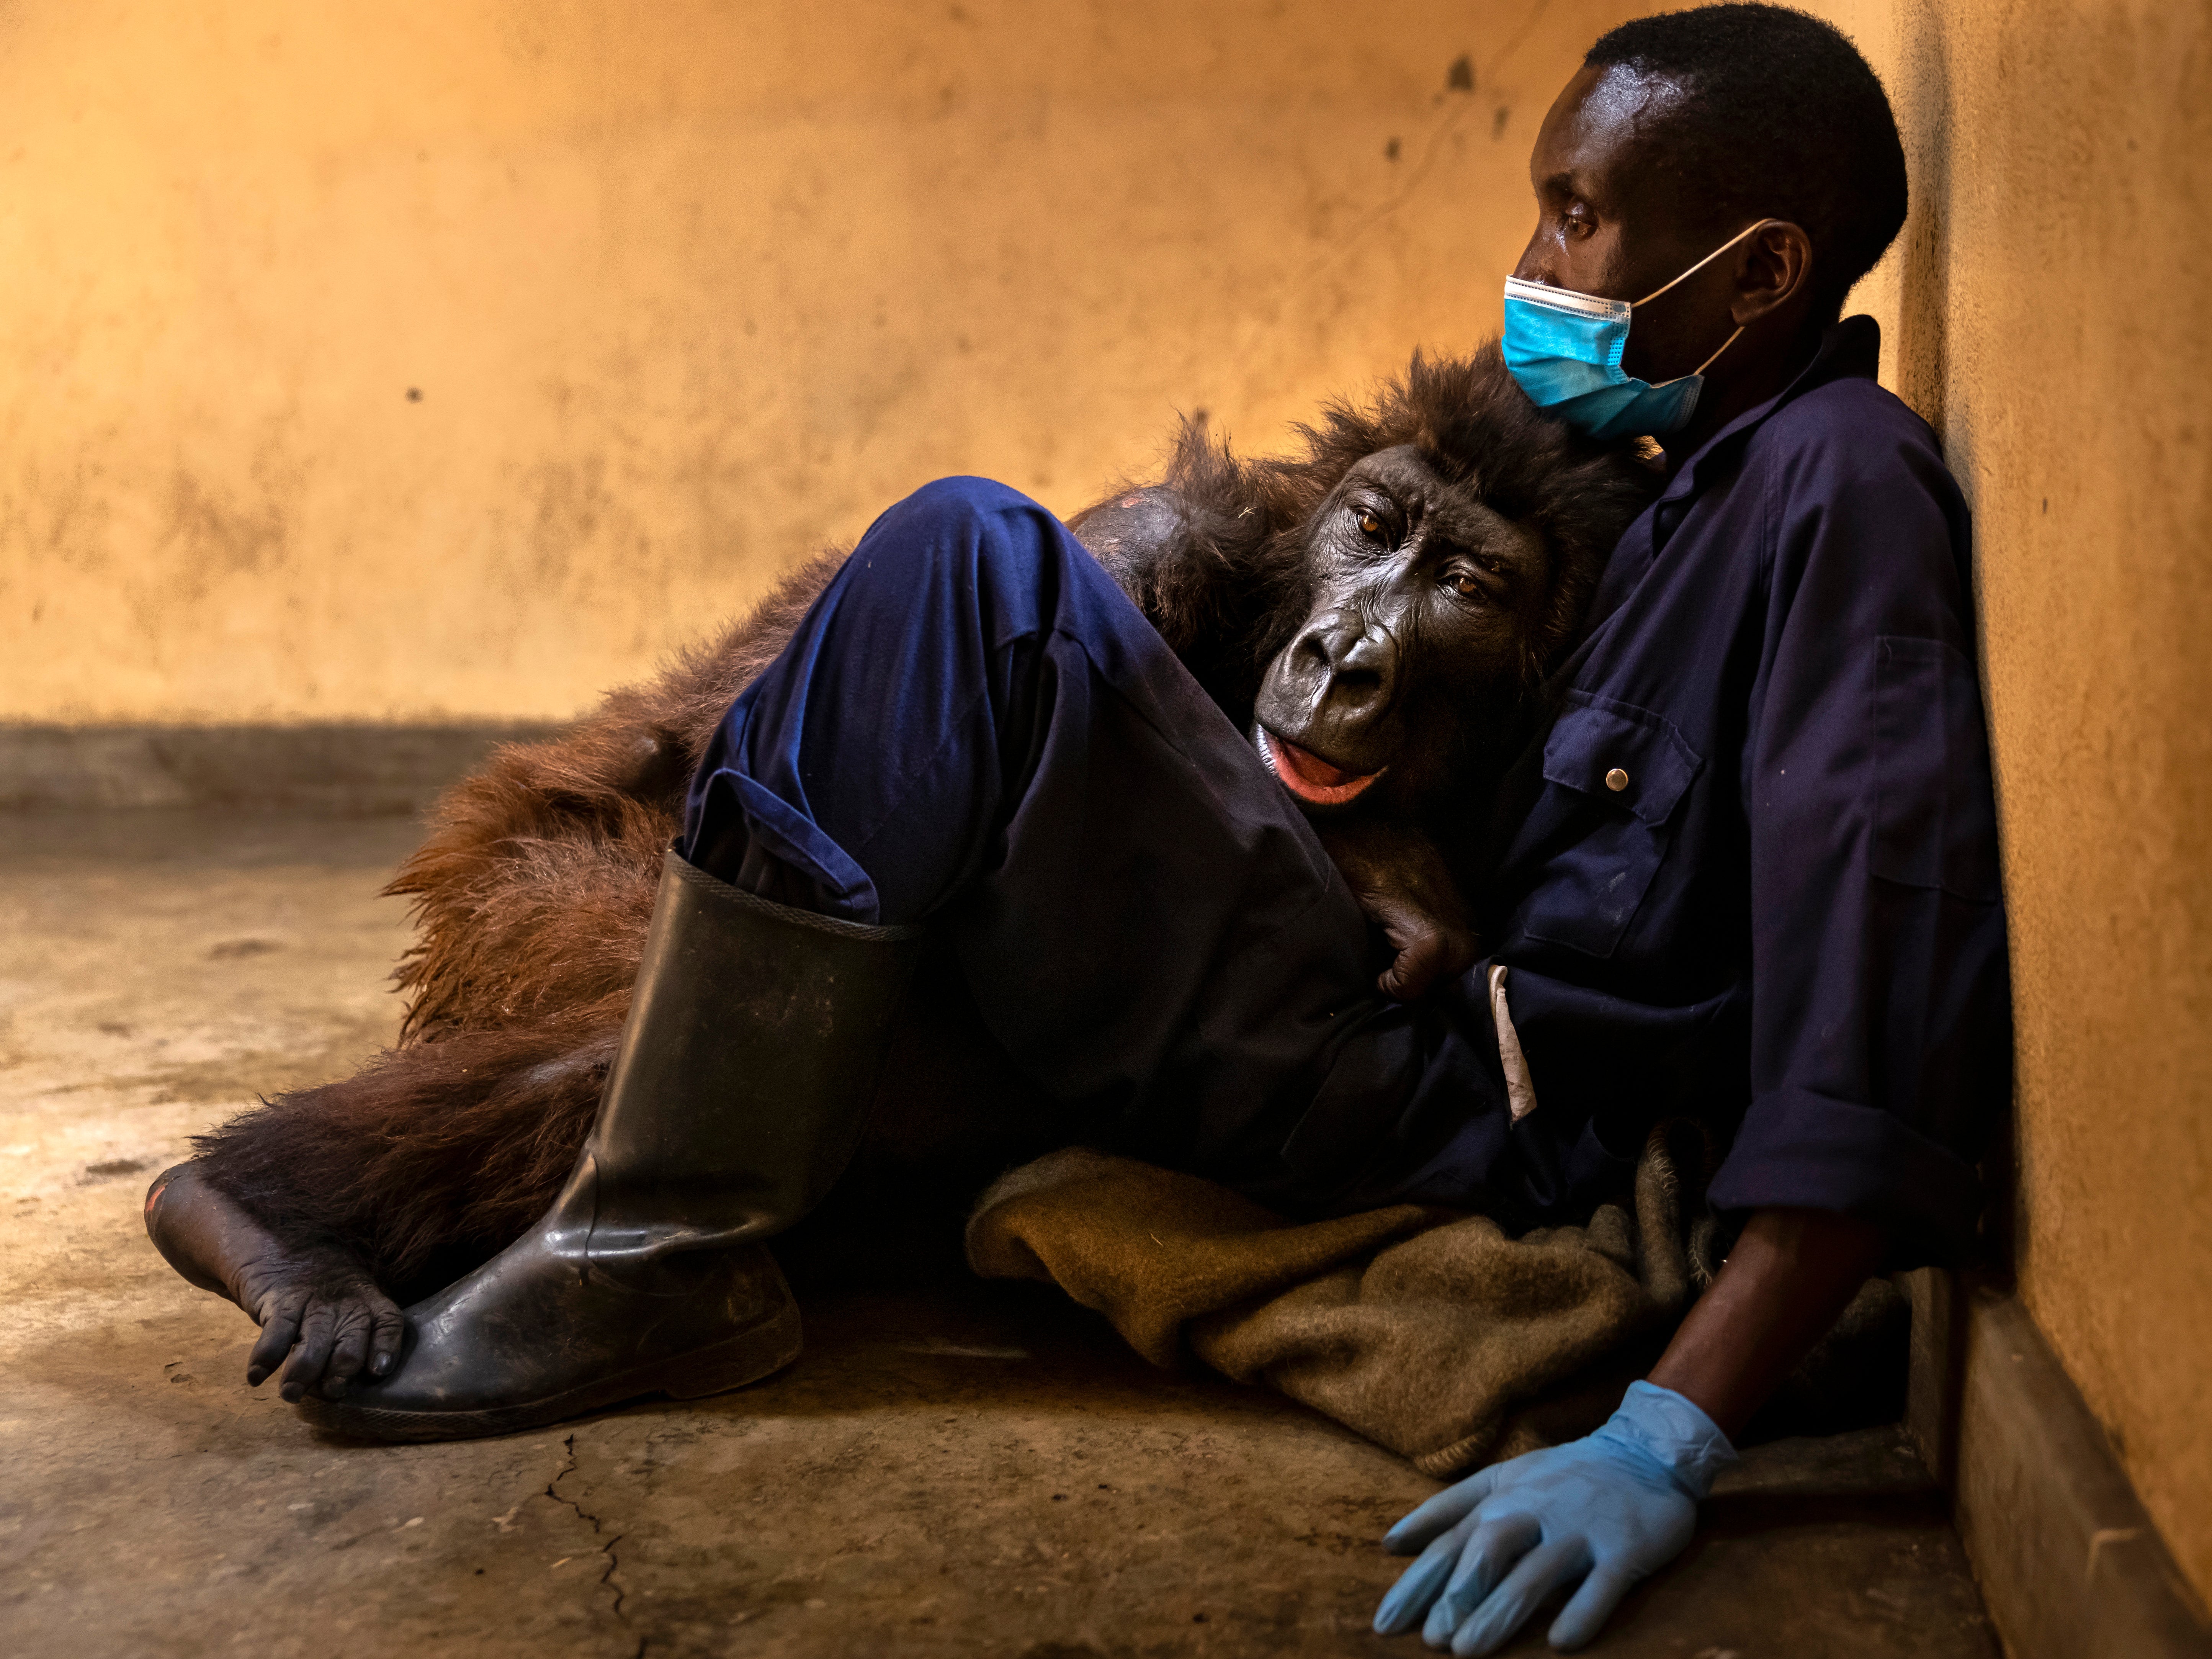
[1153,345,1662,819]
[1252,441,1573,811]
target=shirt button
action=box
[1605,767,1630,792]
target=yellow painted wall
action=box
[1808,0,2212,1603]
[0,0,1645,723]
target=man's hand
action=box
[1375,1208,1888,1651]
[1319,818,1478,1000]
[1373,1381,1734,1654]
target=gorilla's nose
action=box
[1291,612,1394,710]
[1258,608,1402,775]
[1332,628,1393,696]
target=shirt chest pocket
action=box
[1516,694,1704,959]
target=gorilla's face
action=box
[1251,445,1553,814]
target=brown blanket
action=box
[965,1129,1723,1477]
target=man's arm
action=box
[1376,413,2001,1657]
[1373,1210,1883,1655]
[1647,1206,1885,1436]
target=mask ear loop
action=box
[1692,324,1745,376]
[1630,219,1775,309]
[1632,219,1775,382]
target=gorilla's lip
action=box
[1254,725,1386,805]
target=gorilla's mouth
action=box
[1254,725,1386,806]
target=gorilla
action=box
[145,343,1660,1404]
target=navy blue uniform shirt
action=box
[1487,316,2011,1262]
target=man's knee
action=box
[855,476,1068,596]
[897,474,1045,527]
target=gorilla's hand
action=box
[146,1163,407,1401]
[1318,819,1478,1001]
[235,1245,407,1403]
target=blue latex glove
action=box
[1372,1381,1737,1654]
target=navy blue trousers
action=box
[681,478,1600,1221]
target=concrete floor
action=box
[0,810,2000,1659]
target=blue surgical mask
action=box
[1501,221,1770,440]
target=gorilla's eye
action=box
[1356,510,1385,540]
[1445,569,1486,600]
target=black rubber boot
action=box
[299,849,923,1443]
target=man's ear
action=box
[1729,220,1815,326]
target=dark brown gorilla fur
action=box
[192,343,1657,1299]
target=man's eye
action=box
[1357,510,1385,539]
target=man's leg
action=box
[682,474,1388,1189]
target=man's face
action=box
[1512,64,1736,384]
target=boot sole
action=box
[295,1299,804,1444]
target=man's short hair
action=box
[1586,4,1908,317]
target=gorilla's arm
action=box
[1317,817,1480,1001]
[145,1161,406,1402]
[1064,483,1296,735]
[1065,483,1190,597]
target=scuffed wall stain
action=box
[160,471,289,586]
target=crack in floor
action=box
[545,1432,629,1621]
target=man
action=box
[304,6,2007,1652]
[1364,12,2008,1648]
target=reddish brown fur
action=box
[193,551,849,1292]
[191,350,1656,1297]
[388,547,849,1044]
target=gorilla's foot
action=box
[144,1162,406,1402]
[294,1230,802,1443]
